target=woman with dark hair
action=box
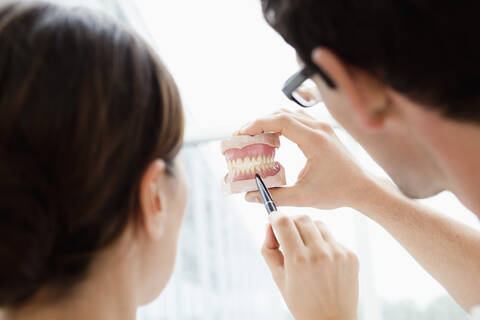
[0,2,188,319]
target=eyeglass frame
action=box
[282,64,336,108]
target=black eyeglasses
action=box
[282,65,336,108]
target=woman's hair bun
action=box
[0,152,56,306]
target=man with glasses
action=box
[238,1,480,319]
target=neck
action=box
[7,236,140,320]
[417,111,480,216]
[438,119,480,215]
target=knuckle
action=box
[332,250,346,262]
[310,251,329,264]
[293,253,308,265]
[295,215,312,225]
[315,220,328,233]
[319,122,334,133]
[274,215,291,228]
[314,220,325,228]
[313,131,329,145]
[275,113,293,124]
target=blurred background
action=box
[15,0,480,319]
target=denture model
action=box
[221,133,286,194]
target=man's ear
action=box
[311,47,390,130]
[139,159,167,241]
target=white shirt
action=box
[471,306,480,320]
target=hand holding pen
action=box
[255,174,359,320]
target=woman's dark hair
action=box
[0,1,184,307]
[263,0,480,122]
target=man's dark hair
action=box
[262,0,480,122]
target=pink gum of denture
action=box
[220,133,286,195]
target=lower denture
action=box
[223,144,281,183]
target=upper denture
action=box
[221,133,280,154]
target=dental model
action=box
[221,133,286,194]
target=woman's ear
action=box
[311,47,390,130]
[139,159,167,241]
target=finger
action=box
[276,109,316,123]
[332,241,360,269]
[273,110,333,133]
[268,211,305,256]
[262,224,284,285]
[293,215,325,247]
[245,186,306,207]
[314,220,335,242]
[239,114,319,156]
[264,223,280,249]
[296,109,317,120]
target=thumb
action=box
[261,224,284,286]
[245,186,303,207]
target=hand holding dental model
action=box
[239,110,373,210]
[221,133,286,194]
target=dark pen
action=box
[255,173,277,215]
